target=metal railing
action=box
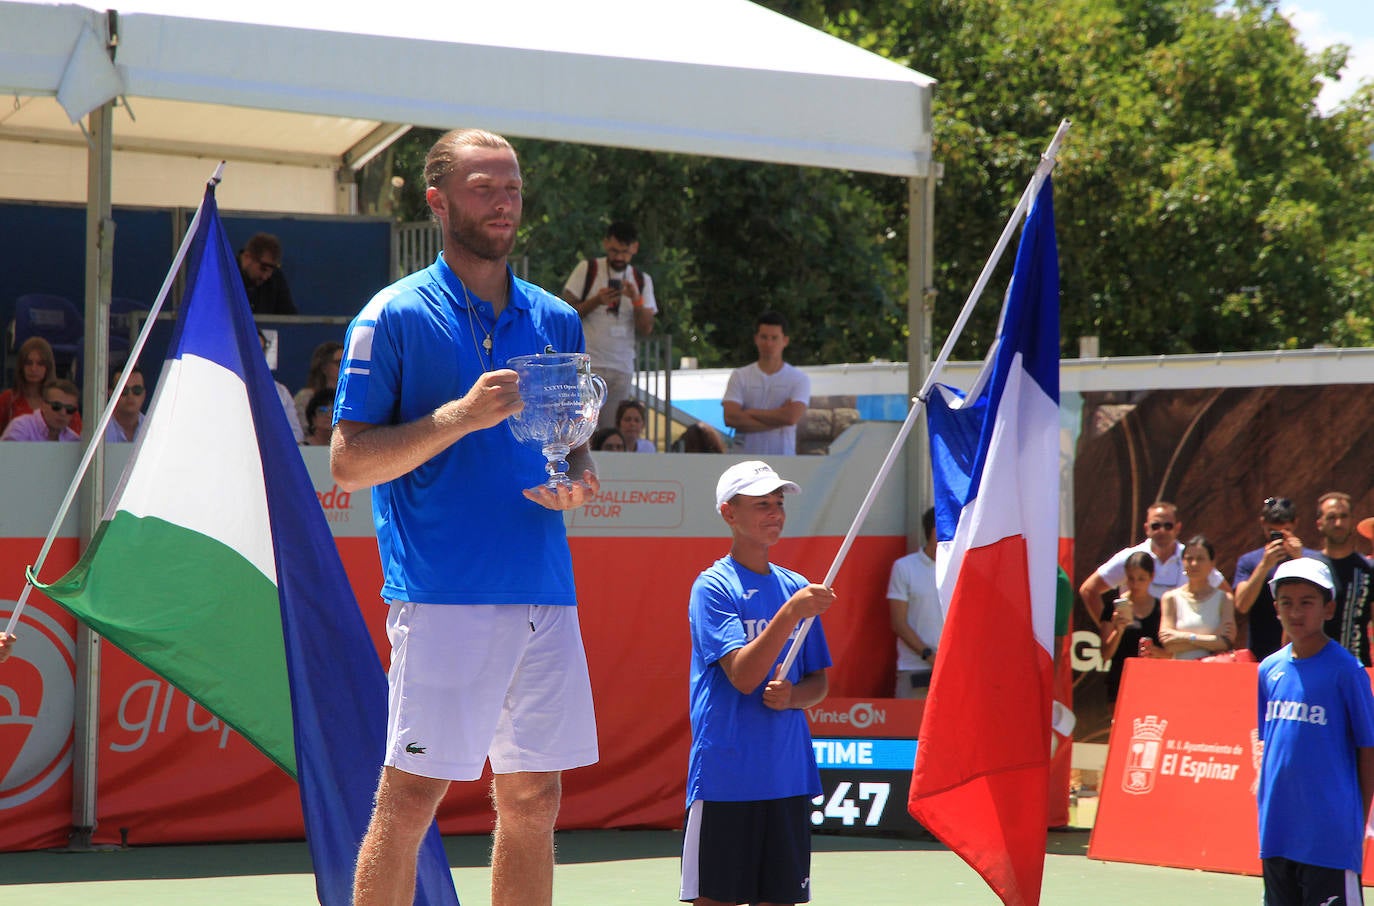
[633,335,675,449]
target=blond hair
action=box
[424,129,514,189]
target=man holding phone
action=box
[562,221,658,427]
[1234,496,1321,660]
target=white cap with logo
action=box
[1268,557,1335,597]
[715,460,801,510]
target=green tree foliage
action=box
[784,0,1374,355]
[366,0,1374,362]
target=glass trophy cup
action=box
[506,352,607,490]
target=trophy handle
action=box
[589,373,608,408]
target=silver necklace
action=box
[459,278,493,369]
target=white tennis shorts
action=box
[383,601,599,781]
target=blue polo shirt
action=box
[687,557,832,803]
[335,255,586,606]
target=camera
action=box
[1268,530,1284,543]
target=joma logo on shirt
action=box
[742,618,803,642]
[1265,699,1328,725]
[742,618,771,640]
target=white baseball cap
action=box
[715,460,801,509]
[1268,557,1335,597]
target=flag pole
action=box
[4,162,227,640]
[776,121,1070,677]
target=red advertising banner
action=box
[1,533,905,851]
[1089,657,1374,883]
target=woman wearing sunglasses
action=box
[0,336,83,436]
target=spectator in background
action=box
[1099,550,1170,703]
[887,507,942,700]
[302,389,335,447]
[561,221,658,429]
[0,336,82,436]
[1079,500,1226,610]
[1,379,80,442]
[238,232,297,315]
[258,330,304,444]
[722,311,811,456]
[1314,491,1373,666]
[1235,496,1319,661]
[679,422,726,453]
[590,427,626,452]
[1159,535,1237,660]
[294,341,344,431]
[104,364,147,443]
[615,399,655,453]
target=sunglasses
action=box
[47,400,78,415]
[1148,521,1175,531]
[120,385,146,397]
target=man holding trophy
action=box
[331,128,602,906]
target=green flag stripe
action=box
[38,512,296,776]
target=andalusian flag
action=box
[36,185,459,906]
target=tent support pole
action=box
[70,96,115,852]
[906,166,938,546]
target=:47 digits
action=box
[810,780,890,827]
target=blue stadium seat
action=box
[109,297,149,367]
[13,293,84,379]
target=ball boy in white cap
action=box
[680,461,835,906]
[1256,557,1374,906]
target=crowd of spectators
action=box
[1077,496,1374,683]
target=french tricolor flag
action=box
[908,177,1060,906]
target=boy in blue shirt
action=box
[681,461,835,906]
[1257,557,1374,905]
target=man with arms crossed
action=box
[332,128,599,906]
[722,311,810,455]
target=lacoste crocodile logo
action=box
[405,742,426,755]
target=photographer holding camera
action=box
[1234,496,1320,660]
[562,221,658,428]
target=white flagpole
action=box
[775,121,1071,677]
[4,163,227,640]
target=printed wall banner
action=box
[1071,384,1374,746]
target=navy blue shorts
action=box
[1263,856,1363,906]
[680,797,812,904]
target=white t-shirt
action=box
[275,380,304,443]
[563,257,657,375]
[887,550,943,672]
[722,362,811,455]
[1096,539,1222,600]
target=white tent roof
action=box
[0,0,935,212]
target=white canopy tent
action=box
[0,0,935,213]
[1,0,939,847]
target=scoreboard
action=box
[805,698,926,837]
